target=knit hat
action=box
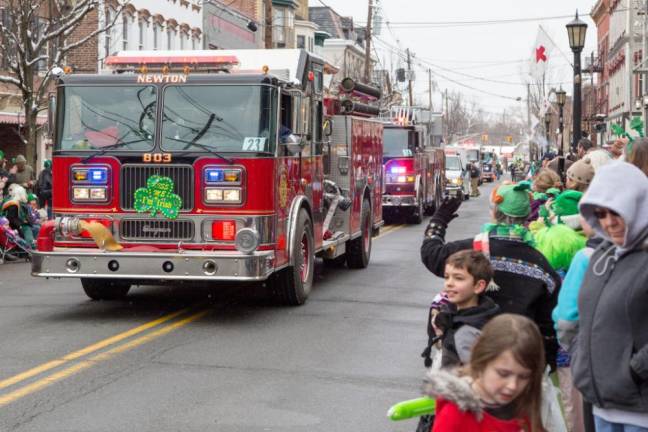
[566,157,595,186]
[27,193,37,202]
[552,190,583,217]
[492,182,532,217]
[15,154,26,163]
[44,159,52,169]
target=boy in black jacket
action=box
[421,186,561,370]
[433,250,499,368]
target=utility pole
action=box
[628,0,635,129]
[444,88,449,144]
[406,48,413,106]
[644,0,648,128]
[364,0,373,83]
[527,83,533,161]
[264,0,273,49]
[428,69,433,111]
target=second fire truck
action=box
[381,114,444,224]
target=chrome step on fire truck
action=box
[33,50,384,305]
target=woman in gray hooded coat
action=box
[571,161,648,431]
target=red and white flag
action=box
[530,26,555,80]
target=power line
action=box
[357,8,629,28]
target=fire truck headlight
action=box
[205,188,224,202]
[397,175,406,183]
[90,188,106,200]
[235,228,259,254]
[406,175,415,183]
[223,189,241,202]
[204,188,242,204]
[73,187,90,200]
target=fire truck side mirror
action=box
[47,94,56,139]
[280,134,304,155]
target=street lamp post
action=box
[544,111,552,159]
[566,11,588,154]
[556,88,567,181]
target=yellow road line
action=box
[0,307,191,391]
[0,309,209,407]
[375,224,405,240]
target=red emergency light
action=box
[105,52,239,73]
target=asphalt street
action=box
[0,182,495,432]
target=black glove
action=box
[433,311,453,334]
[431,196,462,225]
[424,196,461,239]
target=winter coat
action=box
[421,234,561,368]
[35,168,52,204]
[423,369,531,432]
[552,237,602,350]
[1,200,31,231]
[436,296,500,367]
[571,161,648,414]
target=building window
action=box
[273,8,285,44]
[138,20,145,50]
[192,37,197,50]
[122,15,129,50]
[167,29,176,49]
[297,35,305,49]
[180,33,185,50]
[105,8,112,58]
[153,23,160,50]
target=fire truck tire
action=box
[270,209,314,306]
[347,198,372,268]
[408,196,424,224]
[81,278,131,301]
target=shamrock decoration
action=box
[630,116,644,138]
[133,175,182,220]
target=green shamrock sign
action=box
[133,175,182,220]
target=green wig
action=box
[534,224,586,271]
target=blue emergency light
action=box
[205,168,224,183]
[87,167,108,184]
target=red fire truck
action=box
[381,119,445,224]
[32,50,384,305]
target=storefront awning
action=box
[0,112,47,126]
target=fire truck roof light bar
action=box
[105,52,239,73]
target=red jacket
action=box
[432,398,530,432]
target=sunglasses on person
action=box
[593,207,620,219]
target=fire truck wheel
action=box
[347,198,372,269]
[270,209,314,306]
[81,278,131,301]
[408,196,424,224]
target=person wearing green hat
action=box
[35,159,52,219]
[421,186,561,371]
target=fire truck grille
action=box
[120,219,195,241]
[120,164,194,211]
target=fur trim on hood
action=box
[422,369,483,419]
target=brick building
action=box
[590,0,610,145]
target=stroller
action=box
[0,218,32,264]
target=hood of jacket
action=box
[422,369,482,417]
[580,161,648,253]
[447,296,499,328]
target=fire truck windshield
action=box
[57,85,157,151]
[383,128,411,157]
[161,85,276,154]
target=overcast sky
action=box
[310,0,598,117]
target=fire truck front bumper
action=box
[31,249,276,281]
[382,195,417,207]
